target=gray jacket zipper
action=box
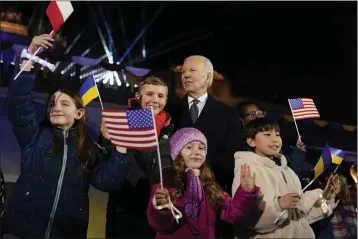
[45,130,69,238]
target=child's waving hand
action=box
[240,163,256,193]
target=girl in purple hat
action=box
[147,127,260,239]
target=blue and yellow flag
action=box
[313,144,346,179]
[80,75,99,106]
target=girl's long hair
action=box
[337,174,351,205]
[42,88,100,171]
[172,156,225,210]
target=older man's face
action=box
[181,57,209,95]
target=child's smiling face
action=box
[181,141,206,169]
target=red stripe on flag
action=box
[106,126,154,132]
[102,109,126,113]
[46,1,65,34]
[105,122,128,126]
[111,139,157,144]
[108,131,156,138]
[289,98,320,120]
[292,110,319,114]
[294,114,320,120]
[103,115,127,119]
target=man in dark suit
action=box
[167,56,244,238]
[168,55,244,194]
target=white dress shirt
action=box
[188,93,208,117]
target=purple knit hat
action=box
[170,128,207,161]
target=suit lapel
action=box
[179,95,193,127]
[178,94,215,127]
[194,94,215,126]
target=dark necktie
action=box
[190,98,200,124]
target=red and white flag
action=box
[102,108,158,150]
[288,98,320,120]
[46,1,74,34]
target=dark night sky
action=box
[3,1,357,124]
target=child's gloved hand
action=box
[240,163,256,193]
[155,187,170,206]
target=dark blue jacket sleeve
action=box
[289,147,307,175]
[7,72,39,150]
[90,148,128,192]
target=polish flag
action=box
[46,1,74,34]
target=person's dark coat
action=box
[2,72,128,238]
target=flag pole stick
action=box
[92,74,104,110]
[274,178,316,224]
[14,30,54,80]
[150,107,164,189]
[274,164,329,224]
[288,99,301,139]
[333,165,340,173]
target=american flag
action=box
[288,98,320,120]
[102,108,158,150]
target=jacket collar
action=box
[234,151,288,169]
[53,126,76,138]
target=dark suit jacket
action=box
[167,94,244,191]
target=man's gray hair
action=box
[184,55,214,87]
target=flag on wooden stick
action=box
[46,1,74,34]
[287,97,320,138]
[14,1,74,80]
[79,75,100,107]
[313,144,346,179]
[102,108,158,150]
[288,98,320,120]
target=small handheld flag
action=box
[288,98,320,120]
[102,108,158,150]
[80,75,99,107]
[313,144,346,179]
[46,1,74,34]
[275,144,345,223]
[288,98,320,138]
[14,1,74,80]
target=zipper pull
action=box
[63,130,69,139]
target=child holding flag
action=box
[236,100,313,180]
[1,35,129,238]
[147,128,260,239]
[100,76,174,238]
[232,118,340,238]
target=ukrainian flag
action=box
[313,144,346,179]
[80,75,99,106]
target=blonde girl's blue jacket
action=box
[2,72,129,238]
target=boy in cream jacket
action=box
[232,118,340,238]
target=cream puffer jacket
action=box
[232,152,334,238]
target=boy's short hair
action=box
[236,100,265,118]
[244,118,280,139]
[138,76,168,94]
